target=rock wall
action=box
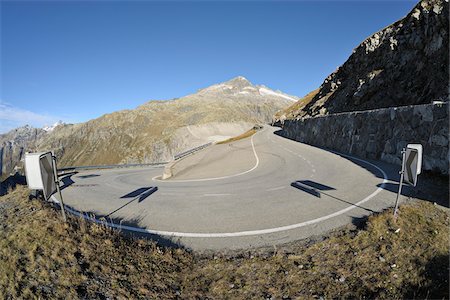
[281,0,449,120]
[279,103,449,174]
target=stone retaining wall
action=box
[279,103,449,174]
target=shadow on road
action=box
[120,187,158,203]
[298,180,335,191]
[60,173,76,190]
[274,129,449,208]
[121,187,155,200]
[376,182,412,196]
[56,180,186,248]
[291,181,321,197]
[291,180,375,213]
[106,186,158,218]
[58,201,187,250]
[77,174,101,179]
[273,129,396,182]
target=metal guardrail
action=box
[57,142,212,174]
[58,162,168,173]
[174,142,212,160]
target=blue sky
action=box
[1,0,416,133]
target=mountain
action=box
[31,76,295,168]
[0,126,46,180]
[43,121,65,132]
[198,76,298,102]
[276,0,448,121]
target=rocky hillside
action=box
[0,126,46,180]
[276,0,448,120]
[31,76,295,168]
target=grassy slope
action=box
[216,129,257,145]
[38,92,291,168]
[0,186,448,299]
[274,88,320,120]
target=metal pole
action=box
[52,152,67,222]
[394,148,406,219]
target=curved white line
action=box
[52,151,389,238]
[152,129,261,183]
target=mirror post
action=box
[393,148,406,219]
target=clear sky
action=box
[0,0,417,133]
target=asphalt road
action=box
[57,126,401,251]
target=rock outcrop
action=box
[0,126,46,179]
[278,0,449,120]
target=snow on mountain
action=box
[43,121,64,132]
[198,76,299,102]
[258,86,298,102]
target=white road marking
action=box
[271,136,316,178]
[152,129,261,182]
[51,150,389,238]
[266,186,286,191]
[282,146,295,154]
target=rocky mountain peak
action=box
[197,76,298,102]
[198,76,253,94]
[3,125,43,139]
[224,76,252,88]
[278,0,449,120]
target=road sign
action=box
[393,144,423,218]
[403,148,419,186]
[406,144,423,175]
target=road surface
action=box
[57,126,400,251]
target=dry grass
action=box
[1,186,449,299]
[216,129,257,144]
[0,187,191,299]
[275,88,320,119]
[185,203,449,299]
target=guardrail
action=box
[58,162,168,174]
[57,142,213,174]
[174,142,212,160]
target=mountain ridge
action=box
[1,76,295,177]
[275,0,449,121]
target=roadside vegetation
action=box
[1,186,448,299]
[217,129,257,144]
[274,88,320,120]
